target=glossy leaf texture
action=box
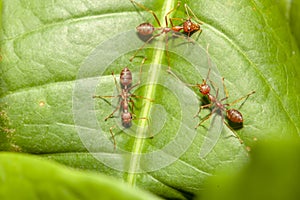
[0,152,162,200]
[1,0,300,199]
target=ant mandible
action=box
[129,0,203,69]
[93,57,152,149]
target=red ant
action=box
[196,78,255,129]
[167,47,255,142]
[169,3,204,38]
[129,0,203,68]
[93,57,151,149]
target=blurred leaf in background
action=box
[200,137,300,200]
[289,0,300,48]
[0,152,162,200]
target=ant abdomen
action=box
[121,112,132,128]
[226,109,243,123]
[136,23,155,35]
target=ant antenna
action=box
[184,3,204,24]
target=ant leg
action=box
[220,96,229,102]
[93,72,122,99]
[204,68,211,85]
[93,95,119,99]
[195,105,220,129]
[195,112,212,129]
[132,115,152,138]
[164,1,181,27]
[165,34,171,70]
[223,121,244,144]
[166,67,178,77]
[166,68,181,80]
[111,72,122,94]
[127,83,142,92]
[144,118,153,138]
[198,44,212,86]
[184,3,204,24]
[194,29,203,41]
[220,72,255,108]
[130,0,161,27]
[194,103,212,118]
[220,78,255,107]
[109,125,117,149]
[167,68,209,89]
[205,45,224,98]
[131,94,154,102]
[104,104,121,121]
[167,67,212,97]
[209,78,226,101]
[128,95,153,112]
[169,17,185,28]
[169,18,181,28]
[201,44,216,87]
[167,68,204,89]
[128,81,140,91]
[170,31,192,43]
[205,43,212,72]
[221,77,229,99]
[130,32,163,62]
[219,79,229,102]
[93,94,122,108]
[227,90,256,107]
[93,72,122,120]
[129,99,135,114]
[137,57,147,84]
[128,57,147,90]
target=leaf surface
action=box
[1,0,300,199]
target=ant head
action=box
[199,81,210,95]
[120,67,131,76]
[183,19,200,33]
[120,67,132,88]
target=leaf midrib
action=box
[126,0,176,186]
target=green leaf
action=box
[276,0,292,19]
[289,0,300,48]
[1,0,300,199]
[200,137,300,200]
[0,152,162,200]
